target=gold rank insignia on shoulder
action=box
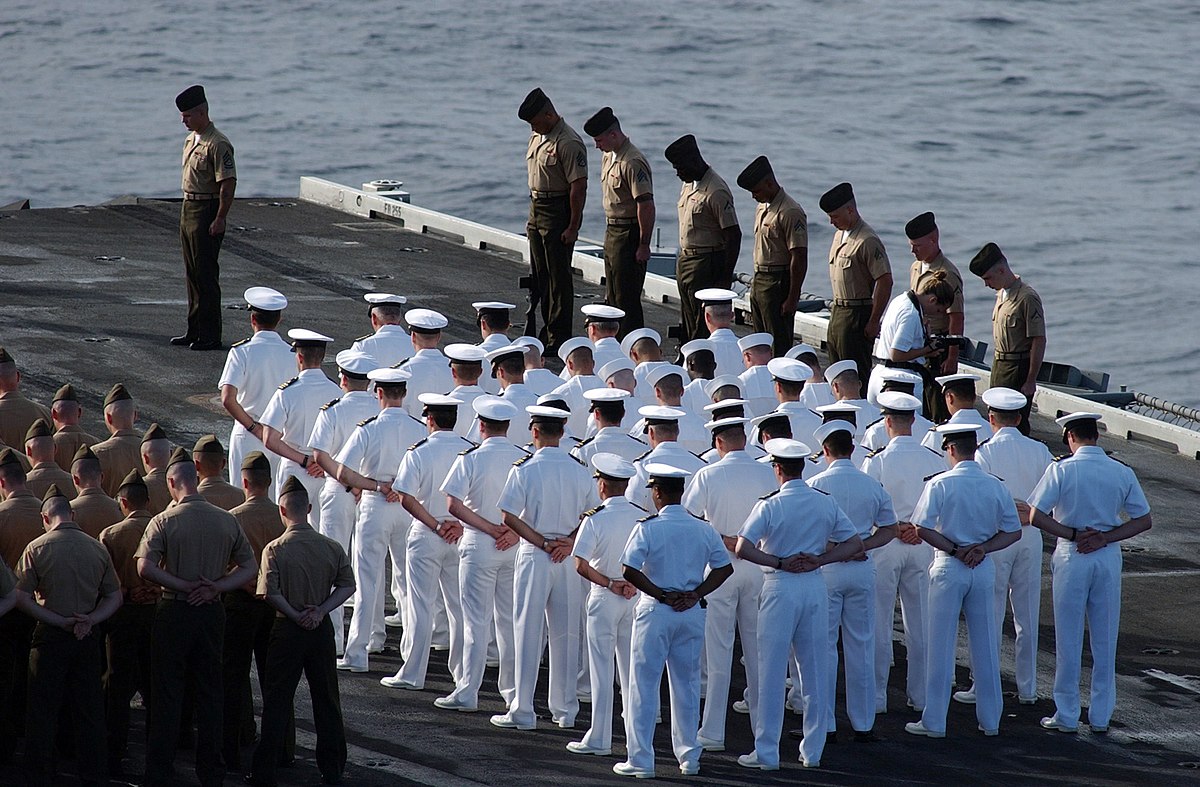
[230,337,251,348]
[458,444,480,456]
[865,446,885,458]
[634,449,653,462]
[355,333,372,342]
[356,415,378,428]
[636,513,659,524]
[923,471,944,482]
[278,376,299,390]
[320,397,341,411]
[581,505,602,518]
[408,437,429,452]
[513,453,532,467]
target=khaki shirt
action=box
[26,462,77,501]
[16,522,118,618]
[257,522,354,611]
[99,511,160,604]
[909,252,964,335]
[135,495,254,591]
[753,189,807,270]
[199,476,245,512]
[677,167,738,250]
[92,431,141,498]
[828,219,891,301]
[143,467,171,515]
[600,138,652,220]
[233,496,286,594]
[71,487,124,539]
[992,278,1046,355]
[0,391,52,453]
[526,117,587,193]
[0,489,44,569]
[52,425,100,472]
[181,123,236,195]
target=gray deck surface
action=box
[1,198,1198,785]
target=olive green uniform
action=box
[752,189,808,356]
[0,391,52,455]
[53,425,100,472]
[180,123,236,346]
[600,138,653,335]
[71,487,124,540]
[92,430,142,499]
[0,488,42,763]
[676,168,739,342]
[991,278,1046,434]
[828,219,891,383]
[26,461,77,501]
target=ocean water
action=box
[2,0,1197,405]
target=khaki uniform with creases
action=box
[828,220,891,383]
[752,189,808,356]
[26,462,77,501]
[0,487,42,758]
[676,168,739,342]
[143,467,172,515]
[181,124,237,346]
[53,425,100,472]
[991,278,1046,434]
[526,118,587,352]
[0,392,52,453]
[92,430,142,498]
[71,487,124,539]
[909,253,964,336]
[601,139,653,335]
[199,476,246,512]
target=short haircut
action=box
[654,375,684,398]
[242,465,272,489]
[376,381,407,400]
[759,421,792,441]
[371,303,404,323]
[589,319,619,335]
[478,416,509,433]
[107,399,135,420]
[823,431,856,457]
[193,452,224,474]
[772,457,806,478]
[496,356,524,377]
[41,495,72,520]
[72,457,102,483]
[943,434,979,454]
[428,409,458,430]
[0,463,26,486]
[649,478,685,498]
[251,309,282,330]
[648,421,680,441]
[706,303,733,322]
[452,363,482,383]
[1066,419,1099,442]
[532,420,564,439]
[167,460,198,487]
[119,484,150,508]
[631,337,659,357]
[480,312,510,332]
[297,345,325,365]
[885,410,915,427]
[990,409,1021,426]
[280,487,310,514]
[775,379,805,398]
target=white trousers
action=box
[450,539,516,707]
[227,422,279,498]
[317,479,358,653]
[344,492,410,667]
[275,461,324,533]
[1051,539,1122,728]
[988,524,1043,699]
[508,544,582,728]
[699,557,762,743]
[395,525,463,687]
[580,587,635,752]
[624,601,704,773]
[824,558,876,732]
[754,572,828,768]
[872,538,932,711]
[922,555,1001,734]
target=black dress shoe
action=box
[826,731,839,745]
[854,730,884,743]
[189,340,224,351]
[787,728,804,740]
[169,335,195,346]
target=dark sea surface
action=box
[2,0,1197,404]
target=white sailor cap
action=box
[785,343,818,360]
[597,357,635,382]
[581,304,625,322]
[557,336,593,362]
[643,463,693,486]
[536,393,571,411]
[473,396,518,421]
[704,375,743,400]
[367,367,410,384]
[591,452,636,480]
[751,409,792,428]
[244,286,287,311]
[981,387,1027,412]
[935,422,985,441]
[584,387,630,403]
[878,367,922,387]
[934,373,981,389]
[645,364,687,388]
[365,292,407,308]
[767,358,812,383]
[1055,412,1103,430]
[876,391,922,413]
[763,438,812,460]
[815,402,860,420]
[485,344,527,364]
[472,301,515,313]
[287,328,333,349]
[334,349,377,378]
[824,359,859,382]
[737,332,774,352]
[680,339,715,359]
[526,405,571,422]
[511,335,544,354]
[620,327,661,356]
[444,343,488,363]
[705,416,749,435]
[704,398,748,414]
[813,420,854,444]
[695,288,738,305]
[405,308,448,333]
[418,393,463,409]
[638,405,686,425]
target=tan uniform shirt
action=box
[181,123,236,195]
[526,117,587,194]
[257,522,354,612]
[600,139,652,220]
[92,431,141,498]
[909,252,964,335]
[52,425,100,472]
[232,495,285,593]
[198,476,245,512]
[71,487,124,540]
[677,167,738,251]
[828,219,891,301]
[992,278,1046,355]
[753,189,808,270]
[26,462,77,501]
[135,494,254,597]
[143,468,171,515]
[16,522,118,618]
[99,511,160,604]
[0,489,44,569]
[0,391,52,453]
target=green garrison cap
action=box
[0,347,14,365]
[969,243,1006,276]
[0,448,21,468]
[241,451,271,473]
[167,446,193,468]
[279,475,306,497]
[42,483,68,503]
[118,468,147,491]
[25,418,52,442]
[819,182,855,213]
[736,156,773,190]
[104,383,132,407]
[53,384,78,403]
[72,444,98,464]
[141,423,168,444]
[192,434,225,455]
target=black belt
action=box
[681,246,724,255]
[754,265,788,273]
[875,357,925,374]
[994,351,1031,361]
[833,298,873,307]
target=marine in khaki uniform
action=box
[135,447,257,787]
[0,346,53,453]
[24,419,77,500]
[820,182,894,385]
[92,383,143,498]
[584,107,655,336]
[140,423,174,515]
[172,84,237,351]
[905,213,964,376]
[49,384,99,471]
[737,157,809,357]
[99,469,161,777]
[15,484,123,787]
[519,88,588,352]
[664,134,741,343]
[970,243,1046,435]
[244,476,354,787]
[70,444,124,539]
[193,434,245,511]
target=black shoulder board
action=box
[278,376,299,390]
[408,437,429,452]
[570,453,586,466]
[1052,454,1068,462]
[923,446,942,455]
[231,336,251,348]
[576,435,595,447]
[523,441,535,452]
[923,471,944,482]
[458,444,481,457]
[320,397,342,411]
[355,333,372,342]
[811,487,830,495]
[807,453,822,463]
[989,473,1005,482]
[634,448,653,462]
[977,436,991,447]
[689,450,706,460]
[636,513,660,524]
[865,446,885,458]
[866,416,883,429]
[513,453,533,467]
[390,357,411,369]
[630,501,648,512]
[759,489,781,500]
[1104,451,1131,467]
[581,505,603,518]
[631,435,647,445]
[356,415,378,428]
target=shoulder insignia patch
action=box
[1052,454,1068,462]
[355,333,372,342]
[356,415,378,427]
[230,337,251,348]
[634,448,653,462]
[320,397,342,411]
[458,444,481,456]
[513,453,533,467]
[278,376,299,390]
[390,357,411,369]
[866,416,883,429]
[581,505,603,518]
[759,489,780,500]
[865,446,885,458]
[408,437,429,452]
[637,513,660,524]
[570,453,586,466]
[923,471,945,482]
[808,453,822,463]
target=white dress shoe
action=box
[1040,716,1078,733]
[736,752,779,770]
[489,713,535,731]
[904,721,946,738]
[566,741,611,755]
[612,762,654,778]
[433,695,477,712]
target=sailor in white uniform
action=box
[749,411,820,480]
[582,304,627,373]
[626,406,707,510]
[511,336,561,397]
[953,387,1052,706]
[680,339,718,415]
[700,400,766,461]
[790,344,836,410]
[629,365,710,455]
[472,302,515,394]
[807,421,897,741]
[551,337,603,437]
[587,359,640,435]
[614,464,733,779]
[813,401,868,467]
[572,389,646,465]
[397,308,454,418]
[682,417,778,751]
[824,360,881,435]
[904,423,1021,739]
[350,292,415,367]
[260,328,342,526]
[620,328,667,407]
[334,367,426,672]
[479,345,541,446]
[566,453,644,757]
[694,288,744,378]
[1029,412,1151,735]
[218,286,294,490]
[860,368,933,451]
[754,358,821,448]
[491,406,600,731]
[737,332,776,417]
[444,344,490,437]
[735,438,861,771]
[921,374,987,453]
[860,391,946,713]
